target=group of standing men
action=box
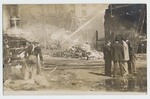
[103,37,136,78]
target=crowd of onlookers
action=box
[103,37,136,78]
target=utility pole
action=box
[95,30,98,50]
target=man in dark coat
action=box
[103,41,112,76]
[111,39,124,78]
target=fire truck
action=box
[3,33,30,66]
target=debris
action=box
[34,75,50,87]
[22,84,37,91]
[89,51,103,59]
[51,44,103,59]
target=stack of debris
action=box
[50,44,103,59]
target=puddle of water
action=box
[105,77,147,92]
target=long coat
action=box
[122,41,129,61]
[111,42,124,61]
[103,44,112,76]
[103,44,111,60]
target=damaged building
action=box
[104,4,147,53]
[3,4,147,56]
[3,4,107,48]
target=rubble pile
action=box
[46,44,103,59]
[4,26,103,60]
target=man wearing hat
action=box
[111,38,124,78]
[103,41,112,76]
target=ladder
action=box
[136,5,146,35]
[134,5,146,53]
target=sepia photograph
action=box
[2,4,147,95]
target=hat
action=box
[115,37,119,41]
[86,41,89,44]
